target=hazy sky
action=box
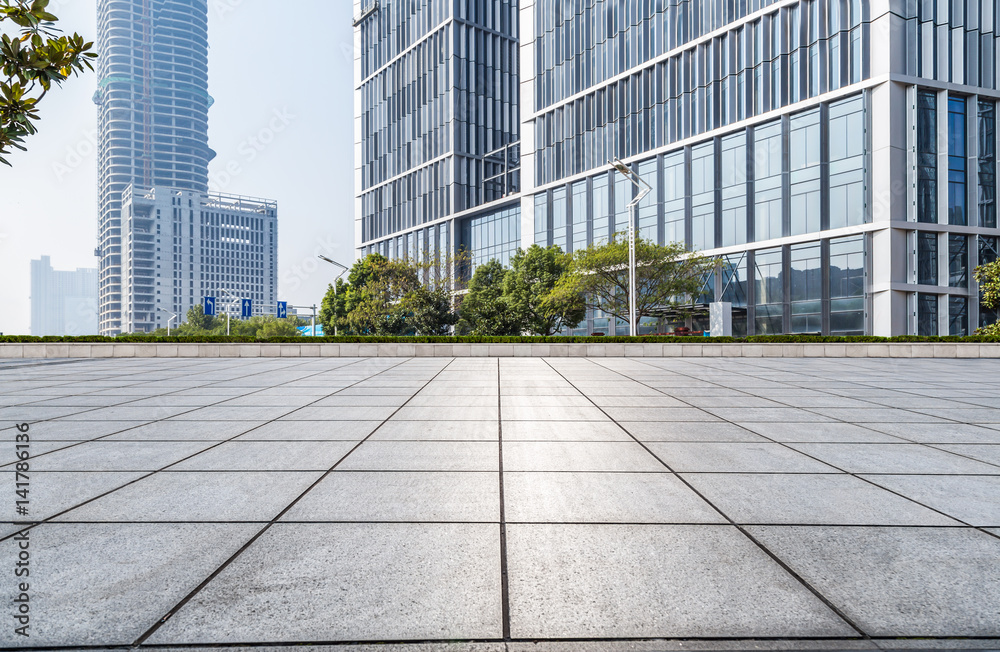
[0,0,356,335]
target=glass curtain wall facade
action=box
[355,0,521,272]
[353,0,1000,335]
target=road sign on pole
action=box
[241,298,253,319]
[276,301,287,319]
[204,296,216,317]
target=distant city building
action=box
[120,186,278,333]
[30,256,99,336]
[95,0,278,334]
[354,1,1000,336]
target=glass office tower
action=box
[355,1,1000,336]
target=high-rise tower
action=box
[95,0,278,335]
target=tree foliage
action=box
[457,259,521,336]
[503,245,585,336]
[974,260,1000,336]
[551,238,717,325]
[1,0,96,165]
[148,304,304,339]
[320,254,460,336]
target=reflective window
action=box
[754,247,784,334]
[790,242,823,333]
[917,293,938,336]
[571,180,588,252]
[663,150,686,246]
[830,236,866,335]
[790,108,822,235]
[552,187,568,251]
[917,90,938,223]
[949,296,968,336]
[721,132,748,247]
[460,206,521,270]
[948,234,968,288]
[534,192,549,247]
[593,174,611,244]
[691,142,715,250]
[917,232,938,286]
[981,236,999,328]
[829,95,867,229]
[721,253,749,337]
[637,158,659,241]
[948,97,968,226]
[979,100,997,228]
[754,120,783,241]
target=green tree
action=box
[457,259,521,336]
[503,245,585,335]
[1,0,96,165]
[318,277,347,336]
[342,254,421,335]
[551,238,716,326]
[974,259,1000,336]
[402,285,458,336]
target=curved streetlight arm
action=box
[318,256,350,336]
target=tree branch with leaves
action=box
[1,0,96,165]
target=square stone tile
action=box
[8,420,150,441]
[503,442,665,472]
[501,421,633,442]
[56,406,193,421]
[860,423,1000,444]
[503,395,602,407]
[170,441,358,471]
[55,471,321,521]
[8,441,213,471]
[371,420,498,441]
[0,523,259,647]
[746,526,1000,636]
[282,471,499,522]
[702,407,835,423]
[586,396,690,408]
[806,408,948,423]
[234,420,381,440]
[499,404,606,422]
[392,406,500,421]
[910,408,1000,422]
[337,441,499,472]
[739,422,905,443]
[148,523,502,643]
[506,524,854,638]
[930,444,1000,467]
[103,420,265,441]
[0,471,146,523]
[859,474,1000,527]
[279,406,397,421]
[646,442,839,473]
[785,443,1000,474]
[406,395,498,408]
[504,472,724,524]
[683,473,959,525]
[169,406,297,421]
[619,422,768,442]
[601,407,721,422]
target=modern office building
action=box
[120,186,278,333]
[30,256,99,336]
[355,0,1000,336]
[95,0,278,334]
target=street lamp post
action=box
[610,158,652,337]
[157,308,178,336]
[318,255,349,336]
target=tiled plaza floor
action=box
[1,356,999,650]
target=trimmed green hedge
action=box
[1,334,998,344]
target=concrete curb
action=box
[2,342,999,359]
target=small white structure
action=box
[710,302,733,337]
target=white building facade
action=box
[120,186,278,333]
[30,257,99,336]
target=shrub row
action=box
[1,335,998,344]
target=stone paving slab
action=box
[1,356,999,648]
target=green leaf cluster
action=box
[1,0,96,165]
[974,259,1000,336]
[319,254,460,336]
[146,304,306,340]
[552,237,717,325]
